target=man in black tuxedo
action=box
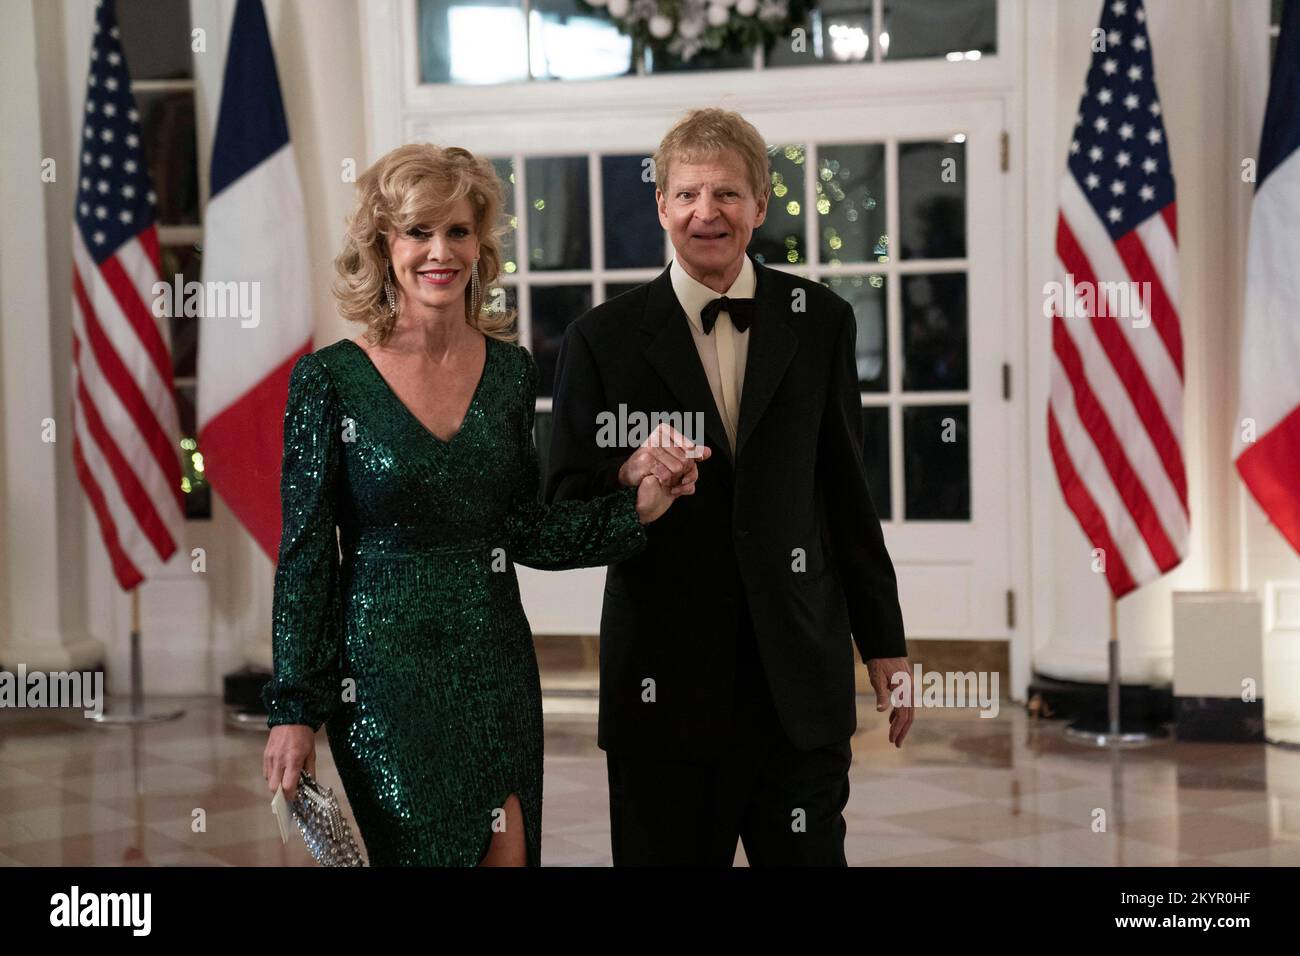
[544,108,913,866]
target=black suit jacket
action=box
[544,256,907,761]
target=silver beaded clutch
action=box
[291,770,367,867]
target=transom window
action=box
[418,0,997,83]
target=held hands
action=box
[625,423,712,524]
[867,656,915,748]
[263,724,317,801]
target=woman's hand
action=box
[263,724,317,801]
[635,473,678,523]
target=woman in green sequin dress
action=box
[260,145,706,867]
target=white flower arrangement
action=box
[584,0,808,63]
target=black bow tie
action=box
[700,296,757,334]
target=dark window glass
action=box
[135,91,198,224]
[530,285,592,394]
[490,158,518,275]
[767,3,873,67]
[750,145,806,265]
[823,275,887,392]
[602,154,664,268]
[647,44,752,73]
[818,143,887,264]
[899,140,966,260]
[174,385,211,519]
[903,404,969,520]
[882,0,997,61]
[526,156,590,270]
[902,272,968,391]
[160,243,201,378]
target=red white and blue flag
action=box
[198,0,313,561]
[1234,0,1300,556]
[71,0,184,591]
[1047,0,1188,598]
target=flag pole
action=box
[88,587,185,725]
[1064,591,1166,747]
[1108,592,1120,738]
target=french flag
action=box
[1235,0,1300,556]
[198,0,312,561]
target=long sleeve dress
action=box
[262,335,647,866]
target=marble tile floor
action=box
[1,697,1297,866]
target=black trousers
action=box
[606,599,852,866]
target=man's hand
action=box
[867,656,914,748]
[619,422,711,496]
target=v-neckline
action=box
[344,334,491,447]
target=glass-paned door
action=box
[473,99,1010,639]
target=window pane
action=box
[490,158,519,274]
[882,0,997,62]
[861,405,891,520]
[418,0,528,84]
[530,285,592,394]
[767,3,873,67]
[175,385,211,520]
[899,140,966,260]
[823,275,887,392]
[117,0,193,80]
[602,154,664,269]
[903,404,969,520]
[530,0,633,80]
[817,143,886,264]
[526,156,590,270]
[161,244,202,378]
[647,44,752,73]
[902,272,967,391]
[136,90,199,225]
[750,145,806,266]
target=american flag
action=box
[1048,0,1187,598]
[71,0,184,591]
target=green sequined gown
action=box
[262,335,646,866]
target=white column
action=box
[0,0,102,672]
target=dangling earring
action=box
[469,257,481,318]
[383,262,397,318]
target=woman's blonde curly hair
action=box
[333,143,517,346]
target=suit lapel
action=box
[734,258,798,459]
[639,257,799,467]
[640,266,735,470]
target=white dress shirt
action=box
[669,255,756,456]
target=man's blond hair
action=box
[654,108,771,199]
